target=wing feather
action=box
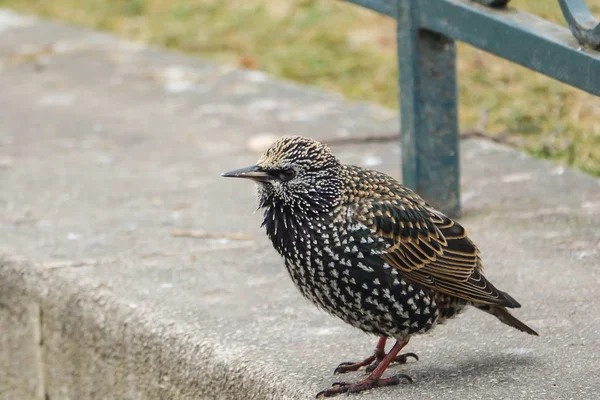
[351,198,518,307]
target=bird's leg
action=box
[333,337,387,374]
[334,337,419,374]
[317,339,413,398]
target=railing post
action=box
[397,0,461,216]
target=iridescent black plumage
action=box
[222,136,537,397]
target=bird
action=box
[222,136,538,397]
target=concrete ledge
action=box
[1,9,600,400]
[1,257,301,399]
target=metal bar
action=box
[471,0,511,6]
[558,0,600,49]
[342,0,395,18]
[418,0,600,96]
[397,0,461,216]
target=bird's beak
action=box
[221,165,273,182]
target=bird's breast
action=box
[263,205,456,338]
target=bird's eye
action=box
[278,169,297,182]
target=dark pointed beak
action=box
[221,165,272,182]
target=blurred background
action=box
[2,0,599,176]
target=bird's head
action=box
[222,136,343,214]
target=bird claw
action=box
[336,352,419,375]
[333,356,376,375]
[316,374,413,398]
[364,352,419,373]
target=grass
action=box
[2,0,599,175]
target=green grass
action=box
[2,0,600,175]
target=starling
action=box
[222,136,538,397]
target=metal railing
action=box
[344,0,600,216]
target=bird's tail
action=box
[477,305,539,336]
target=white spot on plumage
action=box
[357,262,374,272]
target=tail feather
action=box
[478,305,539,336]
[497,290,521,309]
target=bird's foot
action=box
[316,374,413,398]
[334,352,418,374]
[365,352,419,373]
[333,355,376,374]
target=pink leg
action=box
[334,337,387,374]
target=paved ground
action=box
[1,9,599,400]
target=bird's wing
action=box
[349,198,519,307]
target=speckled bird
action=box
[222,136,538,397]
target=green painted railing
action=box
[343,0,600,216]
